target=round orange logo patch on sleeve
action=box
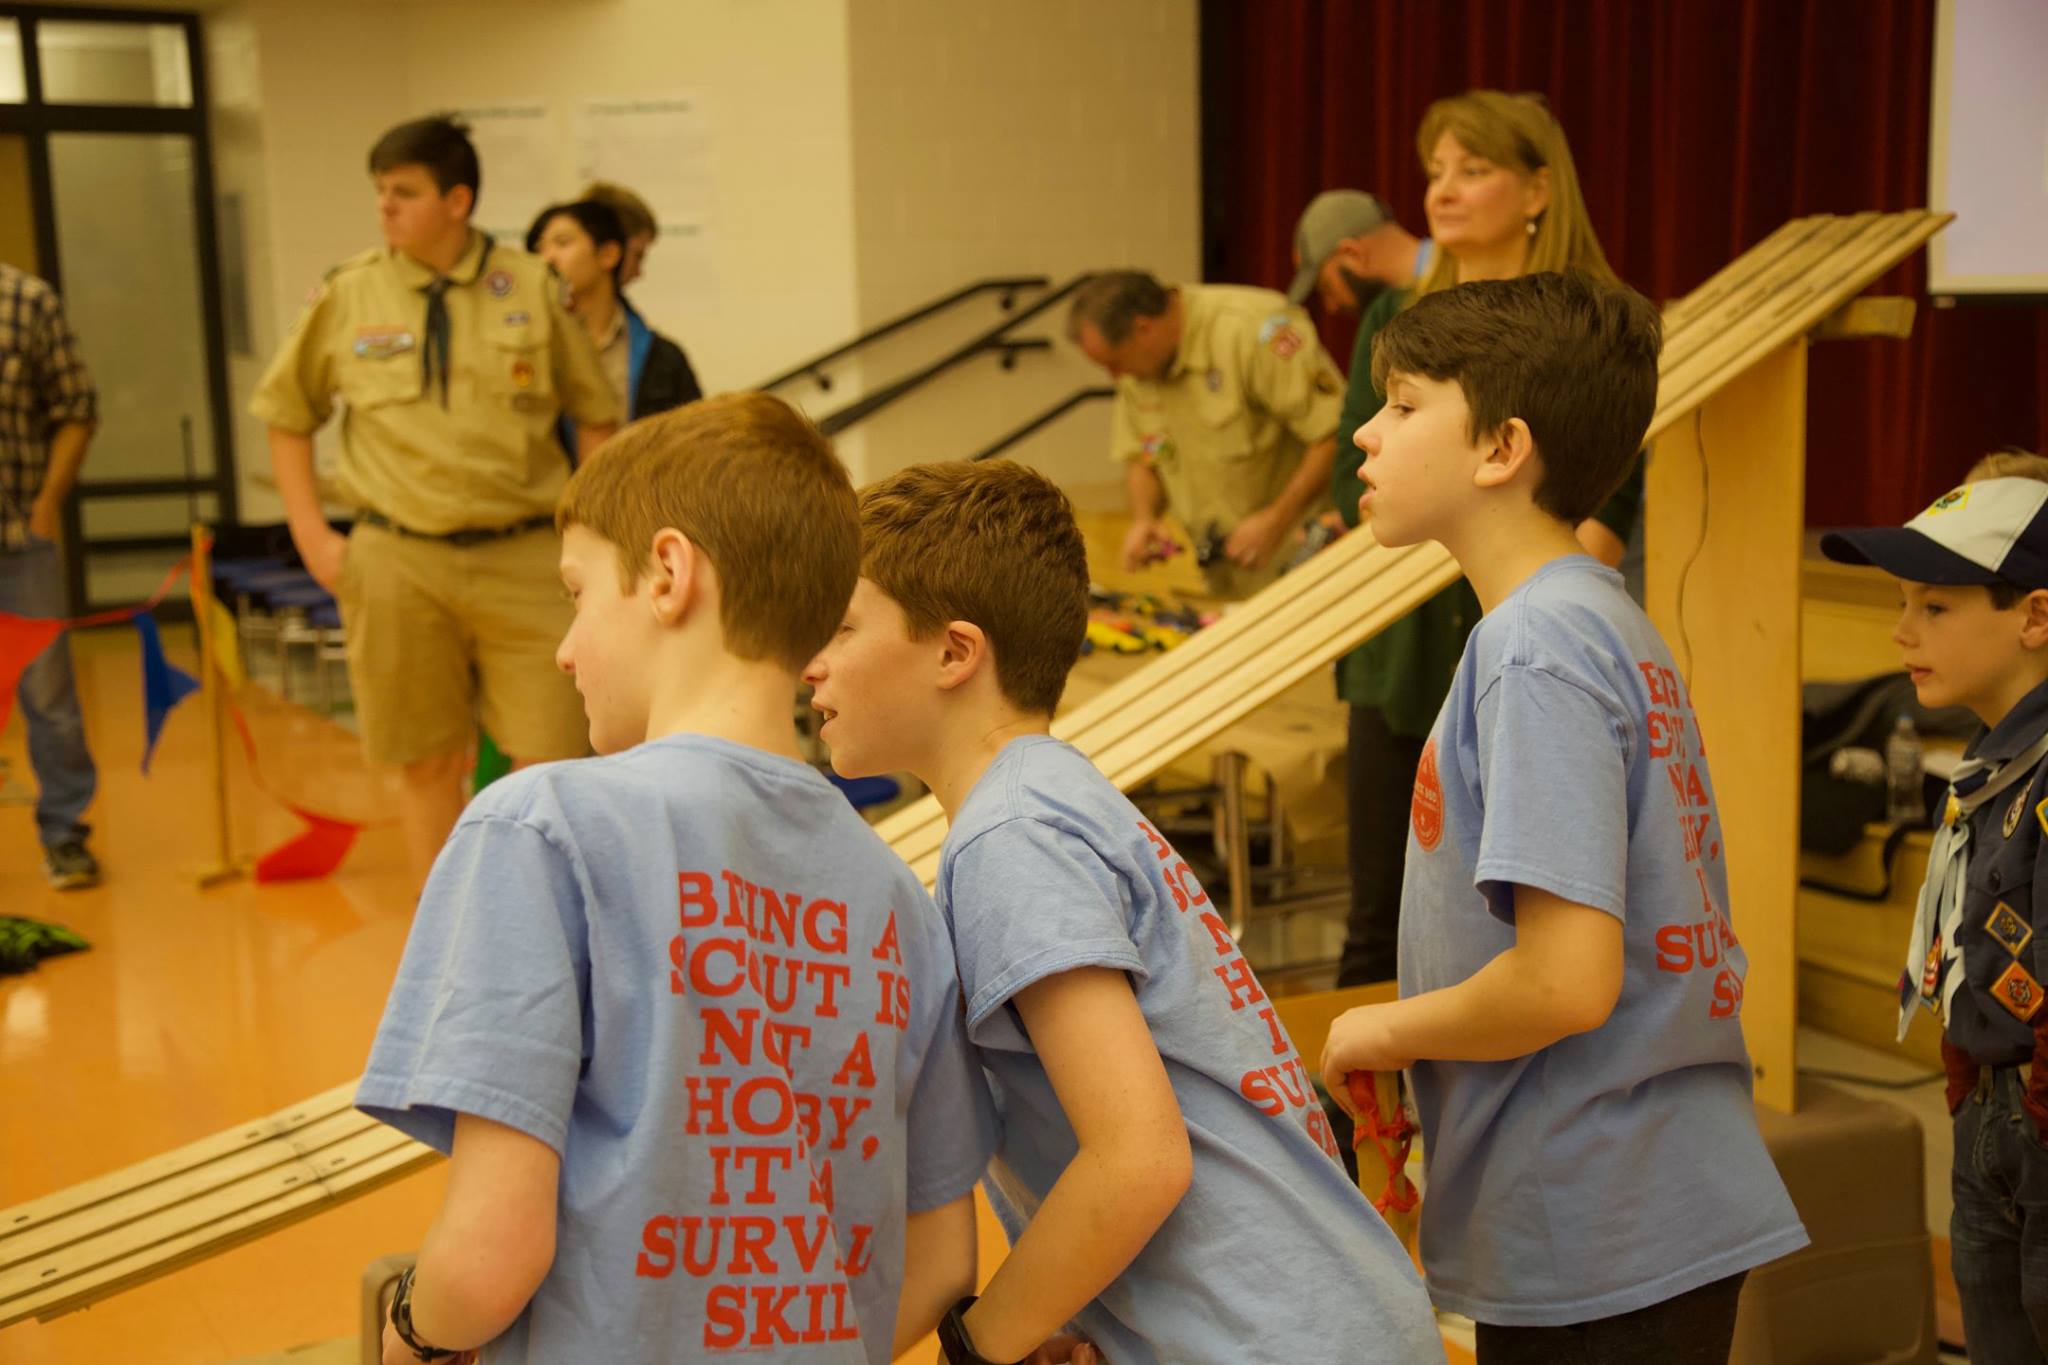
[1412,736,1444,852]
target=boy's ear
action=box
[645,527,700,625]
[1472,417,1539,492]
[934,619,991,693]
[2019,589,2048,650]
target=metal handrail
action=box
[755,276,1050,392]
[818,273,1093,437]
[969,386,1115,462]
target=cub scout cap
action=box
[1287,191,1393,304]
[1821,477,2048,590]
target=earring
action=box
[1526,218,1538,238]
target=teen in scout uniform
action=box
[252,114,619,888]
[1822,451,2048,1358]
[1066,270,1344,600]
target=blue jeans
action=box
[0,536,96,848]
[1952,1063,2048,1362]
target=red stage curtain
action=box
[1200,0,2048,527]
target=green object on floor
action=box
[0,916,90,975]
[472,729,512,796]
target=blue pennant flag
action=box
[135,611,200,774]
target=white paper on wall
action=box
[458,101,561,248]
[572,93,721,324]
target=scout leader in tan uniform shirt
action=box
[1068,270,1344,599]
[251,115,618,887]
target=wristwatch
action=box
[937,1295,1002,1365]
[388,1266,456,1361]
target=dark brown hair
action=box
[1373,270,1661,523]
[1066,271,1172,346]
[858,460,1088,715]
[368,115,479,205]
[557,394,858,671]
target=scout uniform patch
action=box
[503,310,531,327]
[352,328,415,360]
[1925,486,1970,515]
[1138,432,1176,467]
[486,269,515,299]
[2008,786,2029,838]
[511,359,535,389]
[2035,794,2048,837]
[1257,314,1302,359]
[1992,960,2046,1022]
[1986,901,2033,957]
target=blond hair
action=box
[557,394,857,672]
[1412,91,1618,299]
[1967,447,2048,483]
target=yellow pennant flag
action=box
[207,600,246,690]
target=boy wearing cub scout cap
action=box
[1821,448,2048,1358]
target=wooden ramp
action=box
[0,210,1948,1330]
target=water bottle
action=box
[1886,714,1924,825]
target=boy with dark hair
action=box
[1822,450,2048,1358]
[805,459,1440,1364]
[253,113,619,889]
[357,394,996,1364]
[1319,272,1807,1362]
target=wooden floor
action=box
[0,624,1473,1362]
[1,623,446,1364]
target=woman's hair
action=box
[1412,90,1618,299]
[524,198,628,290]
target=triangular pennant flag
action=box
[207,600,246,691]
[0,612,65,739]
[254,808,361,883]
[135,611,200,774]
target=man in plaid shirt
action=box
[0,262,101,889]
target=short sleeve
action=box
[1241,307,1343,447]
[30,288,97,428]
[356,812,590,1155]
[946,818,1147,1036]
[1109,384,1146,467]
[249,285,338,433]
[901,962,1000,1212]
[1471,664,1632,923]
[547,286,624,427]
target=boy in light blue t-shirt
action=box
[356,396,997,1365]
[1320,273,1807,1362]
[804,460,1441,1365]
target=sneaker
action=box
[44,840,101,891]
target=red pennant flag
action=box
[254,808,361,883]
[0,613,65,738]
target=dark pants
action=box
[0,537,96,848]
[1475,1271,1748,1364]
[1951,1063,2048,1361]
[1337,703,1422,988]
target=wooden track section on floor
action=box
[0,210,1950,1330]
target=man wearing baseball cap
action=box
[1286,190,1431,316]
[1822,450,2048,1358]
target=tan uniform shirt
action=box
[594,306,630,412]
[251,231,619,536]
[1111,283,1344,592]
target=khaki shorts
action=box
[335,521,588,766]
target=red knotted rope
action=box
[1346,1071,1419,1216]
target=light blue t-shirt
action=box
[358,735,998,1364]
[1400,556,1808,1326]
[937,736,1440,1365]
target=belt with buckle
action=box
[357,509,552,548]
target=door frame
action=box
[0,3,236,613]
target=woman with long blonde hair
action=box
[1330,90,1642,989]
